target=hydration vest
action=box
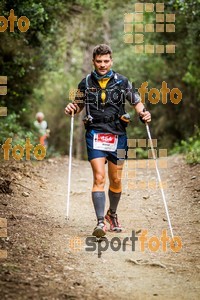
[83,73,130,127]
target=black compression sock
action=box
[97,217,104,224]
[92,191,105,221]
[108,189,121,214]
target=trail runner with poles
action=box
[65,44,151,238]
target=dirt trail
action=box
[0,155,200,299]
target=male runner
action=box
[65,44,151,238]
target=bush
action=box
[171,126,200,164]
[0,113,38,145]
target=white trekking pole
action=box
[66,110,74,220]
[145,123,174,240]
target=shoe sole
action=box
[110,227,122,232]
[92,228,106,238]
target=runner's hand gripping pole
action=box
[66,110,74,219]
[143,110,175,240]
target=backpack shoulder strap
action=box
[85,74,91,116]
[85,74,91,89]
[114,73,128,89]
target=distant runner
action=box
[34,112,50,147]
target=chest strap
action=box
[91,114,118,124]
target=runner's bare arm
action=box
[134,102,151,123]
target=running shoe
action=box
[105,210,122,232]
[92,221,107,238]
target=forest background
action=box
[0,0,199,163]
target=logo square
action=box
[166,14,175,22]
[148,139,157,147]
[0,86,7,95]
[137,181,146,189]
[128,181,137,190]
[117,169,126,179]
[134,45,144,53]
[127,149,136,159]
[148,149,157,159]
[145,3,154,12]
[124,34,134,43]
[117,149,126,159]
[127,170,136,179]
[128,139,136,148]
[156,45,165,53]
[166,24,175,32]
[127,160,136,169]
[145,24,154,32]
[137,160,147,169]
[159,149,168,157]
[156,24,164,32]
[0,250,7,259]
[135,3,144,12]
[158,160,168,169]
[0,218,7,228]
[134,13,143,22]
[0,76,7,84]
[138,139,146,147]
[148,180,157,189]
[166,45,175,53]
[148,160,156,169]
[156,3,164,12]
[124,13,134,22]
[135,34,144,43]
[124,24,133,33]
[156,14,165,22]
[0,107,7,116]
[135,24,144,32]
[145,45,154,53]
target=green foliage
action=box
[0,112,38,145]
[0,0,75,125]
[171,127,200,164]
[79,0,107,12]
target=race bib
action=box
[93,133,118,151]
